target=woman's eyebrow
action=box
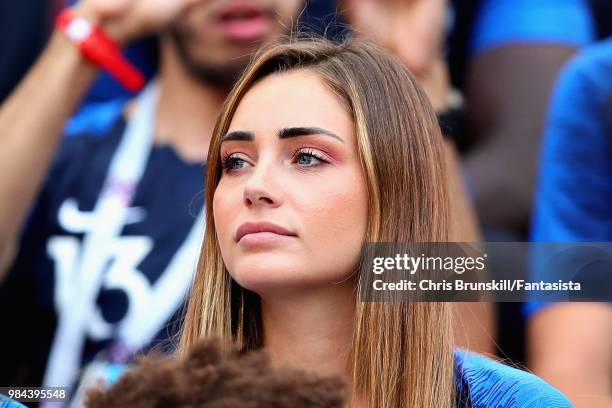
[221,131,254,143]
[220,127,345,144]
[278,127,345,143]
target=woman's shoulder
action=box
[453,349,573,408]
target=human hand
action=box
[72,0,203,45]
[342,0,451,110]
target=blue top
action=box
[469,0,594,56]
[0,395,26,408]
[454,350,572,407]
[527,38,612,317]
[0,100,205,389]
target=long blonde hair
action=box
[180,37,454,408]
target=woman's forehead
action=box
[226,69,354,139]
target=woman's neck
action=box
[261,282,357,379]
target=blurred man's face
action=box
[168,0,304,87]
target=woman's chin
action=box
[229,259,308,294]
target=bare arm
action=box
[529,304,612,408]
[0,31,98,280]
[463,45,576,235]
[0,0,200,283]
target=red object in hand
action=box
[56,9,145,92]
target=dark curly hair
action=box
[85,338,347,408]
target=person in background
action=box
[528,38,612,408]
[0,0,304,399]
[342,0,598,365]
[456,0,594,240]
[67,0,333,106]
[451,0,599,367]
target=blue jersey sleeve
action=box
[470,0,595,56]
[454,350,572,407]
[527,39,612,317]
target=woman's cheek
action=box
[302,179,367,244]
[301,184,367,281]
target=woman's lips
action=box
[216,3,273,42]
[238,231,296,247]
[235,221,297,247]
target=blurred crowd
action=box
[0,0,610,407]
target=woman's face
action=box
[213,69,369,296]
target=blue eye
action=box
[230,158,247,170]
[297,153,323,166]
[221,154,249,173]
[294,148,329,168]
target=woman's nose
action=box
[243,166,281,208]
